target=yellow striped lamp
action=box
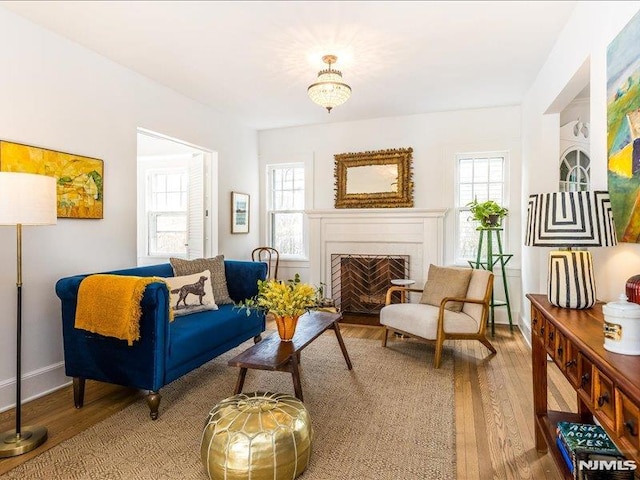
[525,191,618,309]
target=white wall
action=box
[521,1,640,339]
[0,7,258,410]
[258,106,523,324]
[560,97,590,127]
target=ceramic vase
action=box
[274,314,299,341]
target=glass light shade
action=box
[307,70,352,111]
[0,172,57,225]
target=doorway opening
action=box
[136,129,216,266]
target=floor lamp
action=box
[525,191,617,309]
[0,172,57,457]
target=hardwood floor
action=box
[0,323,571,478]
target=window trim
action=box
[266,162,307,261]
[454,151,509,265]
[559,146,591,192]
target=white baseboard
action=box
[519,313,532,348]
[0,362,70,413]
[492,308,520,326]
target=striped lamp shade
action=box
[525,191,617,247]
[525,191,617,309]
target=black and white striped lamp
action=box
[525,191,618,309]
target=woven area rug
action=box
[1,335,455,480]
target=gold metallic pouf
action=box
[200,391,313,480]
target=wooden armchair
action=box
[380,269,496,368]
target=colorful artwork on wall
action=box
[607,10,640,243]
[0,141,103,219]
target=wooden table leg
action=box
[331,321,353,370]
[532,326,547,452]
[290,354,304,402]
[234,368,248,395]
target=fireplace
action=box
[331,254,409,323]
[306,208,446,324]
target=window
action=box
[138,153,207,264]
[560,148,590,192]
[267,164,305,256]
[147,169,189,257]
[455,152,507,263]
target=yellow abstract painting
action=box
[0,141,103,219]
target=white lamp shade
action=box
[0,172,57,225]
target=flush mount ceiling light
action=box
[307,55,352,113]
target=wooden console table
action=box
[527,294,640,479]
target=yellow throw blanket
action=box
[75,274,166,346]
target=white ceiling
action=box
[1,1,577,131]
[137,131,205,157]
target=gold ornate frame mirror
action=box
[334,147,413,208]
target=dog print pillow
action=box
[164,270,218,317]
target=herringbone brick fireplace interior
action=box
[331,254,409,325]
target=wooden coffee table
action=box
[227,311,352,401]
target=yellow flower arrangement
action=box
[239,274,317,317]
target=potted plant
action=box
[466,199,508,228]
[237,274,317,341]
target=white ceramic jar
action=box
[603,294,640,355]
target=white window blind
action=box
[187,153,204,259]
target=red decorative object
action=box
[626,275,640,305]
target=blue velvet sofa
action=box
[55,260,266,419]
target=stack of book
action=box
[555,421,635,480]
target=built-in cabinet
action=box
[559,119,591,192]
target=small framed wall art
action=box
[231,191,249,234]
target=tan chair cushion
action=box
[419,264,472,312]
[380,303,479,339]
[462,269,492,323]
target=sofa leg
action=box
[147,391,161,420]
[73,377,85,409]
[253,334,262,344]
[381,326,388,347]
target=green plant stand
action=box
[467,227,514,335]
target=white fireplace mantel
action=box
[306,208,447,220]
[306,208,448,294]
